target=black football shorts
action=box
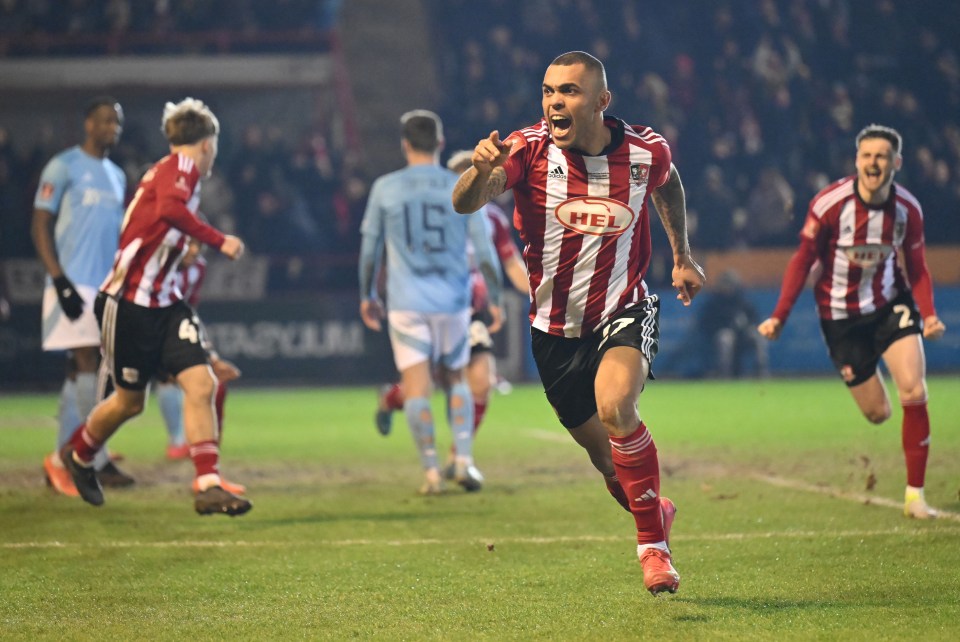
[531,295,660,428]
[96,293,210,391]
[819,291,922,387]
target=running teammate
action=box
[758,124,947,519]
[59,97,251,516]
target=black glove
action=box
[53,275,84,320]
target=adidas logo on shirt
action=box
[548,165,566,180]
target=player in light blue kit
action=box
[32,96,133,495]
[359,110,503,495]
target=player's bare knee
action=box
[864,405,891,424]
[596,398,636,437]
[898,382,927,405]
[118,396,145,419]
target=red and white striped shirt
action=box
[502,117,671,338]
[100,153,224,307]
[772,177,936,322]
[470,201,521,312]
[175,255,207,309]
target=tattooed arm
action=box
[452,130,513,214]
[650,164,691,257]
[453,166,507,214]
[650,163,706,305]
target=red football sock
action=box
[902,400,930,488]
[69,423,103,465]
[215,381,227,445]
[609,422,664,544]
[473,401,487,435]
[189,440,221,478]
[385,383,404,411]
[604,475,631,512]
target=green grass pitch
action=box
[1,377,959,640]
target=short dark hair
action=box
[400,109,443,153]
[550,51,608,89]
[162,97,220,146]
[85,96,121,120]
[856,124,902,155]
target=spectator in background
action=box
[741,165,795,247]
[697,269,768,379]
[32,97,133,497]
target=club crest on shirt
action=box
[894,220,906,244]
[630,163,650,187]
[555,196,635,237]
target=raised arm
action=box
[649,163,705,305]
[452,131,512,214]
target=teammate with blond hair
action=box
[60,98,251,516]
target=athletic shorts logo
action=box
[839,364,855,383]
[122,367,140,384]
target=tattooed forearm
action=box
[650,164,690,256]
[453,167,507,214]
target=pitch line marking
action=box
[4,526,958,550]
[751,473,960,522]
[524,430,960,522]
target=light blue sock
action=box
[57,378,80,450]
[447,382,474,461]
[76,372,109,470]
[404,396,437,470]
[155,382,185,445]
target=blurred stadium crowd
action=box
[429,0,960,251]
[0,0,958,291]
[0,0,340,44]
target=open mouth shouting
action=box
[550,114,572,140]
[862,165,884,186]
